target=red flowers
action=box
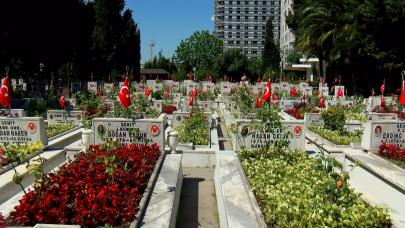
[378,143,405,162]
[7,144,160,227]
[162,105,177,114]
[0,212,5,228]
[285,108,303,119]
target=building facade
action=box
[280,0,295,66]
[214,0,280,58]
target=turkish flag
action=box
[380,83,385,95]
[290,86,298,97]
[192,87,198,98]
[145,87,151,97]
[188,96,193,107]
[255,96,262,108]
[381,96,386,109]
[0,77,11,108]
[320,97,326,109]
[262,80,271,101]
[337,87,343,97]
[399,81,405,105]
[118,78,131,109]
[59,94,66,108]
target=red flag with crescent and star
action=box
[400,81,405,105]
[320,97,326,109]
[337,87,343,98]
[255,96,262,108]
[0,77,11,108]
[290,86,298,97]
[145,86,151,97]
[188,96,193,107]
[262,80,271,101]
[59,94,66,108]
[118,78,131,109]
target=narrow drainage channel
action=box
[176,167,219,228]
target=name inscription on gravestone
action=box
[362,120,405,150]
[0,117,47,145]
[92,118,165,150]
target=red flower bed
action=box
[378,143,405,162]
[162,105,177,114]
[285,108,302,119]
[7,144,160,227]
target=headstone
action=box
[334,85,345,98]
[0,109,26,118]
[366,113,398,121]
[304,113,324,127]
[197,101,213,112]
[146,80,155,87]
[71,81,81,92]
[19,78,24,85]
[22,83,27,91]
[280,100,298,109]
[92,118,165,150]
[362,120,405,150]
[47,110,83,125]
[0,117,47,145]
[280,82,290,92]
[172,111,213,128]
[220,82,231,95]
[203,82,215,92]
[69,98,76,108]
[301,87,313,96]
[104,83,114,93]
[319,86,329,97]
[366,96,394,112]
[186,83,197,96]
[87,81,97,93]
[154,83,163,92]
[325,100,354,109]
[232,119,305,150]
[172,81,180,91]
[153,100,163,113]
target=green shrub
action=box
[321,105,346,132]
[175,108,209,145]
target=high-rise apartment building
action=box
[214,0,280,58]
[280,0,295,66]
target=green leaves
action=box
[240,148,391,227]
[175,108,209,145]
[47,123,77,138]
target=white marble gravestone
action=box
[0,117,47,145]
[47,110,83,125]
[104,83,114,93]
[87,81,97,93]
[231,119,305,150]
[362,120,405,150]
[92,118,165,150]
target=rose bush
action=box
[378,143,405,169]
[7,143,160,227]
[239,147,391,227]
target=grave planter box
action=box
[231,119,306,151]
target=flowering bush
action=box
[309,125,362,145]
[285,108,302,119]
[240,148,391,227]
[378,143,405,169]
[0,142,45,166]
[0,212,5,228]
[7,143,160,227]
[46,123,77,138]
[175,108,209,145]
[162,105,177,114]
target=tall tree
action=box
[144,51,177,74]
[174,30,223,74]
[262,17,281,74]
[214,49,248,81]
[92,0,125,77]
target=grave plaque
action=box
[325,100,354,109]
[334,85,345,97]
[301,87,313,96]
[366,113,398,121]
[232,119,305,150]
[1,109,26,118]
[197,101,213,112]
[47,110,83,125]
[71,81,81,92]
[87,81,97,93]
[92,118,165,150]
[319,86,329,97]
[172,81,180,91]
[172,111,213,127]
[304,113,324,128]
[362,120,405,150]
[104,83,114,93]
[154,83,163,91]
[22,83,27,91]
[186,83,197,96]
[203,82,215,92]
[153,100,163,113]
[280,100,298,109]
[220,82,231,95]
[0,117,47,145]
[146,80,155,87]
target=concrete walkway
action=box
[177,168,219,228]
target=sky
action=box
[126,0,214,63]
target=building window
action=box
[262,16,266,20]
[229,1,233,5]
[254,25,258,30]
[229,40,234,44]
[262,1,266,5]
[237,1,240,5]
[245,26,248,30]
[245,1,249,5]
[244,41,248,45]
[236,40,240,44]
[245,16,249,20]
[236,25,240,29]
[254,1,258,5]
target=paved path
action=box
[177,168,219,228]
